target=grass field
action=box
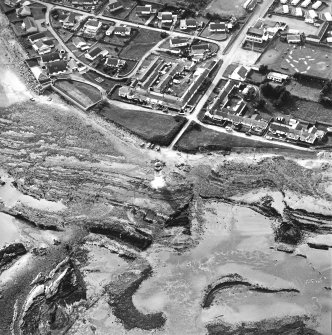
[279,98,332,125]
[54,80,102,108]
[258,40,332,80]
[175,123,287,152]
[97,102,187,145]
[120,29,162,60]
[205,0,246,17]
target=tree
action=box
[256,99,266,109]
[260,82,274,98]
[259,64,268,74]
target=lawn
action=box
[54,79,102,108]
[120,29,163,60]
[285,80,323,102]
[96,102,186,145]
[175,123,287,152]
[204,0,246,17]
[279,98,332,125]
[258,39,332,80]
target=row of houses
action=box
[268,120,326,144]
[119,57,217,112]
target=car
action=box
[147,142,151,149]
[155,146,160,151]
[30,97,35,101]
[268,13,272,17]
[245,132,251,136]
[150,143,155,149]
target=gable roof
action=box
[186,18,197,26]
[23,16,37,30]
[41,51,61,63]
[29,31,45,42]
[86,19,100,27]
[87,46,103,57]
[247,27,264,36]
[210,22,226,30]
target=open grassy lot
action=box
[278,98,332,125]
[258,39,332,80]
[285,80,323,102]
[82,71,122,92]
[97,102,186,145]
[54,79,102,108]
[175,123,287,152]
[204,0,246,17]
[119,29,163,60]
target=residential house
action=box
[301,0,311,7]
[63,12,76,29]
[84,19,102,35]
[312,0,322,9]
[136,5,153,16]
[114,26,131,36]
[158,12,173,23]
[105,57,126,68]
[72,36,88,49]
[16,5,31,17]
[68,58,78,71]
[191,43,210,57]
[105,26,115,35]
[209,22,227,33]
[85,47,108,61]
[22,16,38,34]
[267,72,289,82]
[108,0,123,12]
[287,34,301,44]
[47,60,68,75]
[170,37,189,48]
[32,40,52,54]
[229,65,251,81]
[41,51,61,64]
[180,18,197,30]
[245,27,268,43]
[28,32,46,43]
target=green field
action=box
[54,80,102,108]
[120,29,163,60]
[259,40,332,80]
[97,102,186,145]
[175,123,288,152]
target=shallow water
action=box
[0,169,66,211]
[0,212,19,246]
[133,201,331,335]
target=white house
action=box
[209,22,227,33]
[113,26,131,36]
[283,5,289,13]
[180,18,197,30]
[136,4,153,16]
[267,72,289,82]
[312,1,322,9]
[301,0,311,8]
[72,36,87,49]
[84,19,102,35]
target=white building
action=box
[301,0,311,8]
[267,72,289,82]
[84,19,102,35]
[312,1,322,9]
[295,7,303,16]
[283,5,289,13]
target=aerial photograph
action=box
[0,0,332,333]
